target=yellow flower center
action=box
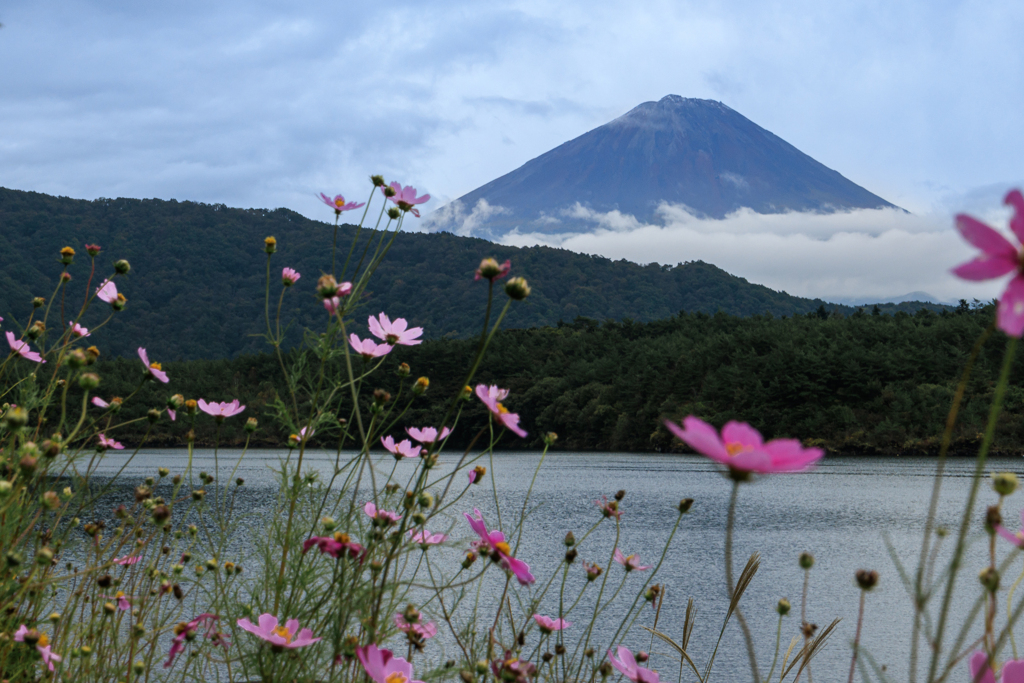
[385,673,409,683]
[115,591,125,599]
[494,541,512,556]
[334,198,345,208]
[333,532,351,544]
[725,442,751,457]
[149,362,162,371]
[497,403,509,414]
[272,625,293,644]
[38,633,49,647]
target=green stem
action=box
[725,479,760,682]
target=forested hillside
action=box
[0,187,943,360]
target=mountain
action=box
[432,95,898,239]
[0,187,939,360]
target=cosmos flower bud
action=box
[317,274,341,298]
[114,259,131,274]
[383,186,397,198]
[993,472,1019,496]
[799,552,815,569]
[564,531,576,547]
[245,417,258,433]
[27,321,45,339]
[565,548,577,563]
[460,671,475,683]
[67,349,87,368]
[777,598,791,615]
[986,505,1003,535]
[471,465,486,484]
[152,504,171,526]
[112,293,127,311]
[19,455,37,476]
[60,272,72,283]
[147,408,160,423]
[505,277,530,300]
[192,490,205,501]
[387,207,401,220]
[6,550,24,566]
[855,569,879,591]
[158,467,169,477]
[636,652,649,663]
[185,399,198,415]
[36,546,54,565]
[396,362,410,377]
[33,296,45,308]
[371,175,386,187]
[42,491,60,510]
[644,585,661,603]
[373,389,391,405]
[584,562,602,581]
[678,498,694,513]
[462,551,477,569]
[60,246,75,265]
[264,236,277,254]
[79,373,100,390]
[413,376,429,395]
[555,645,566,655]
[0,481,11,497]
[103,601,117,614]
[235,478,244,486]
[167,394,184,410]
[459,385,472,400]
[85,243,102,257]
[614,489,626,501]
[980,567,1000,593]
[418,492,434,508]
[85,346,100,363]
[543,432,558,446]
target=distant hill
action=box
[0,187,940,360]
[432,95,898,239]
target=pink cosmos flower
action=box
[302,534,364,560]
[364,501,402,525]
[613,548,652,572]
[102,591,132,611]
[383,182,430,218]
[237,614,320,649]
[282,268,301,286]
[96,279,119,304]
[475,384,527,438]
[165,614,226,668]
[475,258,511,281]
[394,613,439,640]
[168,409,176,421]
[198,399,246,420]
[114,554,141,565]
[532,614,571,634]
[464,508,535,585]
[409,529,447,545]
[68,321,89,338]
[952,189,1024,336]
[664,417,823,474]
[608,646,659,683]
[406,426,451,445]
[138,347,169,383]
[357,644,425,683]
[970,651,1024,683]
[595,495,623,519]
[382,435,421,459]
[491,652,537,681]
[14,626,62,672]
[318,193,366,215]
[368,312,423,346]
[323,283,354,316]
[6,332,44,363]
[98,433,125,451]
[349,334,392,360]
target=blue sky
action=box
[1,0,1022,300]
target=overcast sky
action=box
[2,0,1022,301]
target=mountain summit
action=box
[432,95,897,239]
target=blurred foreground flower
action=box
[6,332,44,363]
[970,651,1024,683]
[165,614,226,668]
[97,434,124,451]
[608,646,659,683]
[465,508,535,585]
[318,193,365,216]
[475,384,527,438]
[95,279,119,304]
[533,614,571,634]
[475,258,511,281]
[406,426,450,445]
[14,625,61,672]
[237,614,320,649]
[394,613,438,639]
[358,644,425,683]
[364,502,402,524]
[409,529,447,546]
[68,321,89,338]
[383,182,430,217]
[664,416,822,474]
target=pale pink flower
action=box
[97,433,124,451]
[997,509,1024,549]
[237,614,320,649]
[349,334,392,359]
[382,435,420,459]
[409,529,447,545]
[952,189,1024,336]
[14,626,62,672]
[533,614,571,634]
[969,651,1024,683]
[383,182,430,217]
[68,321,90,338]
[198,399,246,420]
[665,417,823,474]
[6,332,44,363]
[464,508,535,585]
[368,313,423,346]
[114,554,140,565]
[282,268,301,286]
[95,279,118,304]
[102,591,132,611]
[165,614,226,668]
[302,535,364,560]
[364,501,402,525]
[318,193,365,215]
[138,347,169,383]
[595,495,623,519]
[406,426,451,445]
[92,397,110,408]
[475,384,527,438]
[358,644,425,683]
[168,408,176,421]
[614,548,652,572]
[394,613,438,639]
[608,646,659,683]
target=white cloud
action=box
[422,198,510,236]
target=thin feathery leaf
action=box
[643,626,703,683]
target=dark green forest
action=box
[38,300,1024,457]
[0,187,944,360]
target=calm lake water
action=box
[83,449,1024,682]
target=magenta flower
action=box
[368,313,423,346]
[382,435,421,459]
[383,182,430,217]
[114,554,141,565]
[969,651,1024,683]
[102,591,132,611]
[475,384,527,438]
[349,334,392,360]
[532,614,571,634]
[613,548,652,572]
[14,626,62,673]
[318,193,366,215]
[282,268,301,286]
[237,614,320,649]
[6,332,44,363]
[406,426,451,445]
[952,189,1024,336]
[664,417,822,474]
[357,644,425,683]
[96,279,119,304]
[302,534,364,560]
[997,509,1024,548]
[364,501,402,525]
[608,646,659,683]
[68,321,90,338]
[138,348,169,383]
[394,613,438,640]
[165,614,226,668]
[198,399,246,421]
[97,433,124,451]
[464,508,535,585]
[409,529,447,545]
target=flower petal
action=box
[998,276,1024,337]
[956,214,1017,256]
